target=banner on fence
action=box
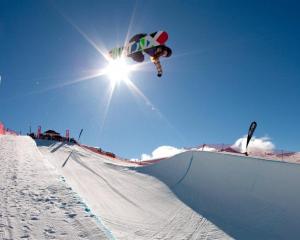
[37,126,42,139]
[0,122,5,135]
[66,129,70,141]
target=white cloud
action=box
[133,137,275,162]
[190,145,217,152]
[139,145,186,161]
[231,136,275,154]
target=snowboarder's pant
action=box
[151,58,163,77]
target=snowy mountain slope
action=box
[138,151,300,239]
[0,135,108,240]
[37,140,231,240]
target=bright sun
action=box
[104,57,132,83]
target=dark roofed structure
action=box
[28,127,73,143]
[43,129,62,141]
[44,130,60,135]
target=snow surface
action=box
[139,151,300,239]
[2,135,300,239]
[0,135,108,240]
[38,140,229,239]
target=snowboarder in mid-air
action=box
[109,31,172,77]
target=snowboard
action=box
[109,31,168,59]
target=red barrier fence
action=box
[89,142,300,166]
[184,144,300,163]
[134,144,300,165]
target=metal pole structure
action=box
[62,129,84,168]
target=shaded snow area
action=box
[0,136,108,240]
[139,151,300,239]
[37,140,230,240]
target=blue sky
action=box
[1,0,299,158]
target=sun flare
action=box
[104,57,133,83]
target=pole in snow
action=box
[62,128,84,168]
[78,129,83,141]
[245,121,257,156]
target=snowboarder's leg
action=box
[151,57,163,77]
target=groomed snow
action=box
[139,151,300,239]
[37,140,230,239]
[0,135,108,240]
[2,135,300,239]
